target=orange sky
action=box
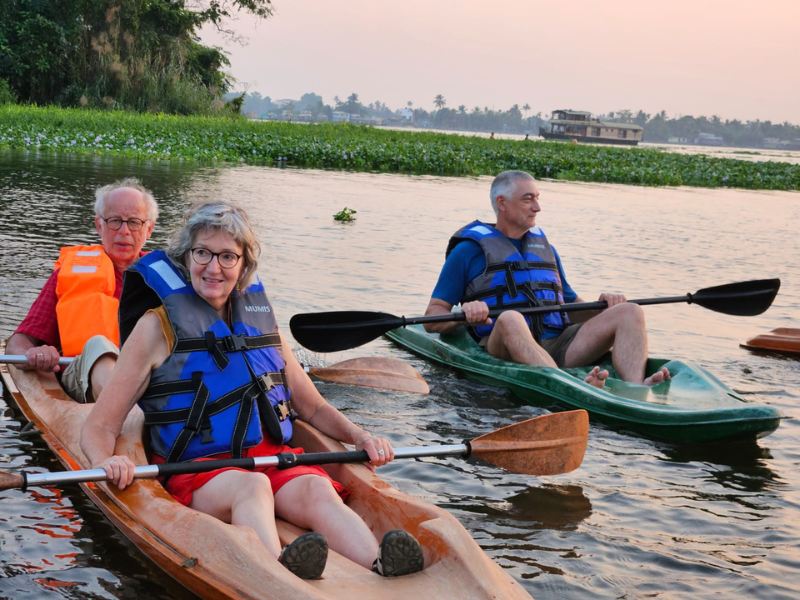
[199,0,800,123]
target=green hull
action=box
[386,325,782,443]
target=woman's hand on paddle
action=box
[23,345,61,373]
[462,301,492,326]
[95,455,137,489]
[355,433,394,469]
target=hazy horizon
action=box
[199,0,800,125]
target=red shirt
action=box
[15,252,144,350]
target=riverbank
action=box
[1,105,798,190]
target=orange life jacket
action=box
[54,245,119,357]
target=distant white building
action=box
[397,108,413,121]
[332,111,350,123]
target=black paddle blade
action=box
[692,279,780,316]
[290,311,404,352]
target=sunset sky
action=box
[199,0,800,124]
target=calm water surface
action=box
[1,150,799,599]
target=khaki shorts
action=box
[60,335,120,404]
[541,324,583,368]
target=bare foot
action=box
[583,366,609,389]
[643,367,671,386]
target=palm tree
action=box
[522,103,530,118]
[434,94,446,110]
[458,105,466,115]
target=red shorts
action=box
[152,437,349,507]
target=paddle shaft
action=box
[12,445,468,491]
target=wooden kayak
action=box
[386,325,783,443]
[741,328,800,356]
[0,358,531,600]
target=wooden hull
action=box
[1,359,530,599]
[741,328,800,356]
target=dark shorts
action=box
[541,324,583,367]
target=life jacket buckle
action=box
[224,334,249,352]
[274,400,292,422]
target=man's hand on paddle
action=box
[461,301,492,326]
[598,293,627,308]
[23,344,62,373]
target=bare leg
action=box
[276,475,379,569]
[190,470,282,557]
[485,311,558,367]
[88,354,117,402]
[564,303,669,385]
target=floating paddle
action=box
[0,355,429,395]
[0,410,588,492]
[290,279,781,353]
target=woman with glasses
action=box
[80,200,424,581]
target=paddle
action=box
[0,410,588,492]
[290,279,781,353]
[0,355,429,395]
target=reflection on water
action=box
[1,149,799,599]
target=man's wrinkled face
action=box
[95,188,154,269]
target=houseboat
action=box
[539,109,643,146]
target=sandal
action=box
[371,529,424,577]
[279,531,328,580]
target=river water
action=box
[0,150,798,599]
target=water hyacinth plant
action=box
[333,207,357,222]
[1,105,798,191]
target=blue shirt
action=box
[431,238,578,339]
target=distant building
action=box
[296,112,314,122]
[694,132,724,146]
[397,108,413,122]
[332,111,350,123]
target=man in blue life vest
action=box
[7,178,158,402]
[423,170,669,388]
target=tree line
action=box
[0,0,273,114]
[239,92,800,149]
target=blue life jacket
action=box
[446,220,568,342]
[119,250,293,463]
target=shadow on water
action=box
[441,482,592,526]
[658,438,780,491]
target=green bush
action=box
[0,79,16,105]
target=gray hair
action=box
[94,177,159,222]
[489,170,535,215]
[167,200,261,289]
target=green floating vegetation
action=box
[333,207,357,222]
[1,105,799,191]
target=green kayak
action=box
[385,325,782,443]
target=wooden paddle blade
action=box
[309,357,430,394]
[469,410,589,476]
[692,278,780,316]
[290,311,403,352]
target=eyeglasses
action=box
[102,217,148,231]
[190,247,242,269]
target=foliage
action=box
[0,79,17,105]
[333,207,357,222]
[1,105,798,191]
[0,1,273,114]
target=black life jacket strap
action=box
[171,333,282,371]
[143,381,255,423]
[163,372,212,464]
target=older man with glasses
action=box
[6,177,158,403]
